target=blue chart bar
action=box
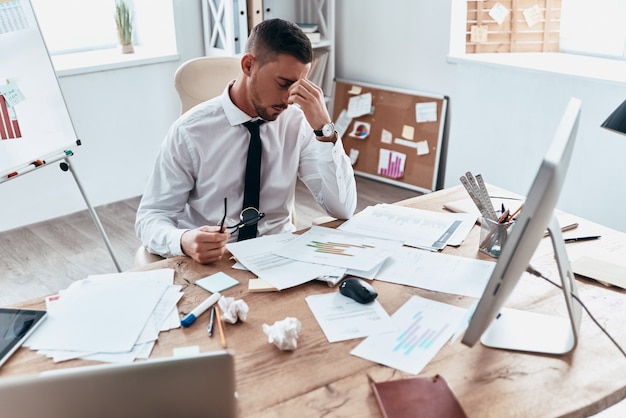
[393,311,449,355]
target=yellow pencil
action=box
[215,304,227,348]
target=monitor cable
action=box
[526,265,626,359]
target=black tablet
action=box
[0,308,46,368]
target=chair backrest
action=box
[174,56,241,114]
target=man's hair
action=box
[245,19,313,66]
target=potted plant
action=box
[115,0,134,53]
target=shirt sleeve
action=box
[135,125,197,257]
[298,126,357,220]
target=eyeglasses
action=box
[219,197,265,232]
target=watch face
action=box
[322,123,334,137]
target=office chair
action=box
[134,56,241,268]
[174,56,241,114]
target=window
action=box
[560,0,626,59]
[462,0,626,60]
[30,0,176,57]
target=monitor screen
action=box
[461,97,582,354]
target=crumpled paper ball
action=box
[262,317,302,351]
[218,296,249,324]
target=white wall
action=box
[2,0,625,234]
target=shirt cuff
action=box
[167,228,188,257]
[321,136,352,204]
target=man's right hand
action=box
[180,226,231,264]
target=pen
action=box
[506,204,523,222]
[207,306,215,337]
[564,235,601,243]
[215,304,227,348]
[181,292,221,328]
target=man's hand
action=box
[288,78,335,142]
[181,226,231,264]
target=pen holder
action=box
[479,217,514,258]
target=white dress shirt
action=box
[135,85,357,257]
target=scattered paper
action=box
[226,233,338,290]
[273,226,402,271]
[338,204,473,251]
[351,295,466,375]
[306,292,395,342]
[25,269,179,363]
[375,247,494,298]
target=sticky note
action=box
[401,125,415,140]
[416,140,430,156]
[348,85,362,94]
[381,129,393,144]
[196,272,239,293]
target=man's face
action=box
[247,54,310,121]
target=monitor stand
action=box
[480,216,583,354]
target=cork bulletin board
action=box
[332,79,448,193]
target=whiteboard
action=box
[0,0,78,178]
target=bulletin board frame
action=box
[332,79,449,193]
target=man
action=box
[135,18,357,264]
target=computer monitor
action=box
[461,97,583,354]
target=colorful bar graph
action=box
[393,311,450,355]
[0,94,21,140]
[378,149,405,179]
[306,240,374,257]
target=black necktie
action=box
[238,120,264,241]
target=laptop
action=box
[0,350,236,418]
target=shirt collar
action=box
[220,81,265,127]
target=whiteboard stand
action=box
[59,155,122,273]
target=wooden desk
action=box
[3,185,626,417]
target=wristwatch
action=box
[314,122,335,137]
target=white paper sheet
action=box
[305,292,395,342]
[273,226,402,271]
[226,233,338,290]
[351,295,466,375]
[375,247,494,298]
[26,270,173,354]
[338,204,475,250]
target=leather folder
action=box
[371,374,467,418]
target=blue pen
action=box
[181,292,221,328]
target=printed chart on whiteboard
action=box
[0,0,78,177]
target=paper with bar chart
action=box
[378,148,406,179]
[351,295,466,375]
[272,226,403,271]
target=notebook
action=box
[371,374,467,418]
[0,350,236,418]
